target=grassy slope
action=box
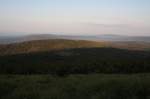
[1,39,150,99]
[1,39,150,56]
[0,39,106,55]
[1,74,150,99]
[110,41,150,51]
[0,47,150,74]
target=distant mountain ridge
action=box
[0,34,150,44]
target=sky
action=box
[0,0,150,36]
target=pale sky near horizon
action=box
[0,0,150,36]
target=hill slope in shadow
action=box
[0,47,150,75]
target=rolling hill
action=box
[0,47,150,74]
[0,39,107,55]
[0,39,150,74]
[0,39,150,56]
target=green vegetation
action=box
[1,39,150,99]
[1,74,150,99]
[0,47,150,75]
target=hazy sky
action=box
[0,0,150,36]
